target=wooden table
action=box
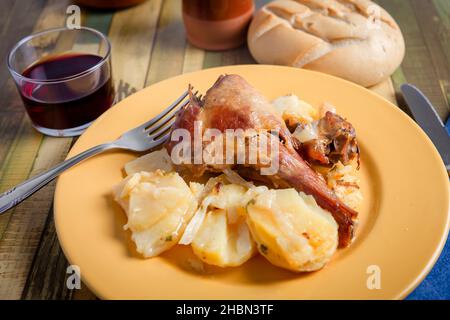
[0,0,448,300]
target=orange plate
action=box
[54,65,449,299]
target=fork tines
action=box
[145,88,201,141]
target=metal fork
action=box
[0,90,198,215]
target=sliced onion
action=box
[293,123,318,143]
[222,168,254,188]
[178,195,216,245]
[320,102,336,117]
[239,185,269,207]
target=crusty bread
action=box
[247,0,405,87]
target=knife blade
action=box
[400,84,450,175]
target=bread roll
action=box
[247,0,405,87]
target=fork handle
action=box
[0,142,117,215]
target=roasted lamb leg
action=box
[166,75,358,247]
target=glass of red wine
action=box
[7,27,114,137]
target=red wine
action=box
[20,53,114,130]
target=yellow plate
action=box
[54,65,449,299]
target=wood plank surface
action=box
[145,0,186,86]
[182,43,205,74]
[0,0,47,98]
[431,0,450,116]
[109,0,162,97]
[0,0,49,168]
[0,0,72,299]
[377,0,449,120]
[0,0,448,300]
[411,0,450,118]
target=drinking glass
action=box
[7,27,114,137]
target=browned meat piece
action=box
[302,138,330,165]
[166,74,358,247]
[300,112,360,166]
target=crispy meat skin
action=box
[166,75,357,247]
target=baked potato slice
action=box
[246,189,338,272]
[113,170,197,257]
[191,208,256,267]
[190,183,257,267]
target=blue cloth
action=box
[406,228,450,300]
